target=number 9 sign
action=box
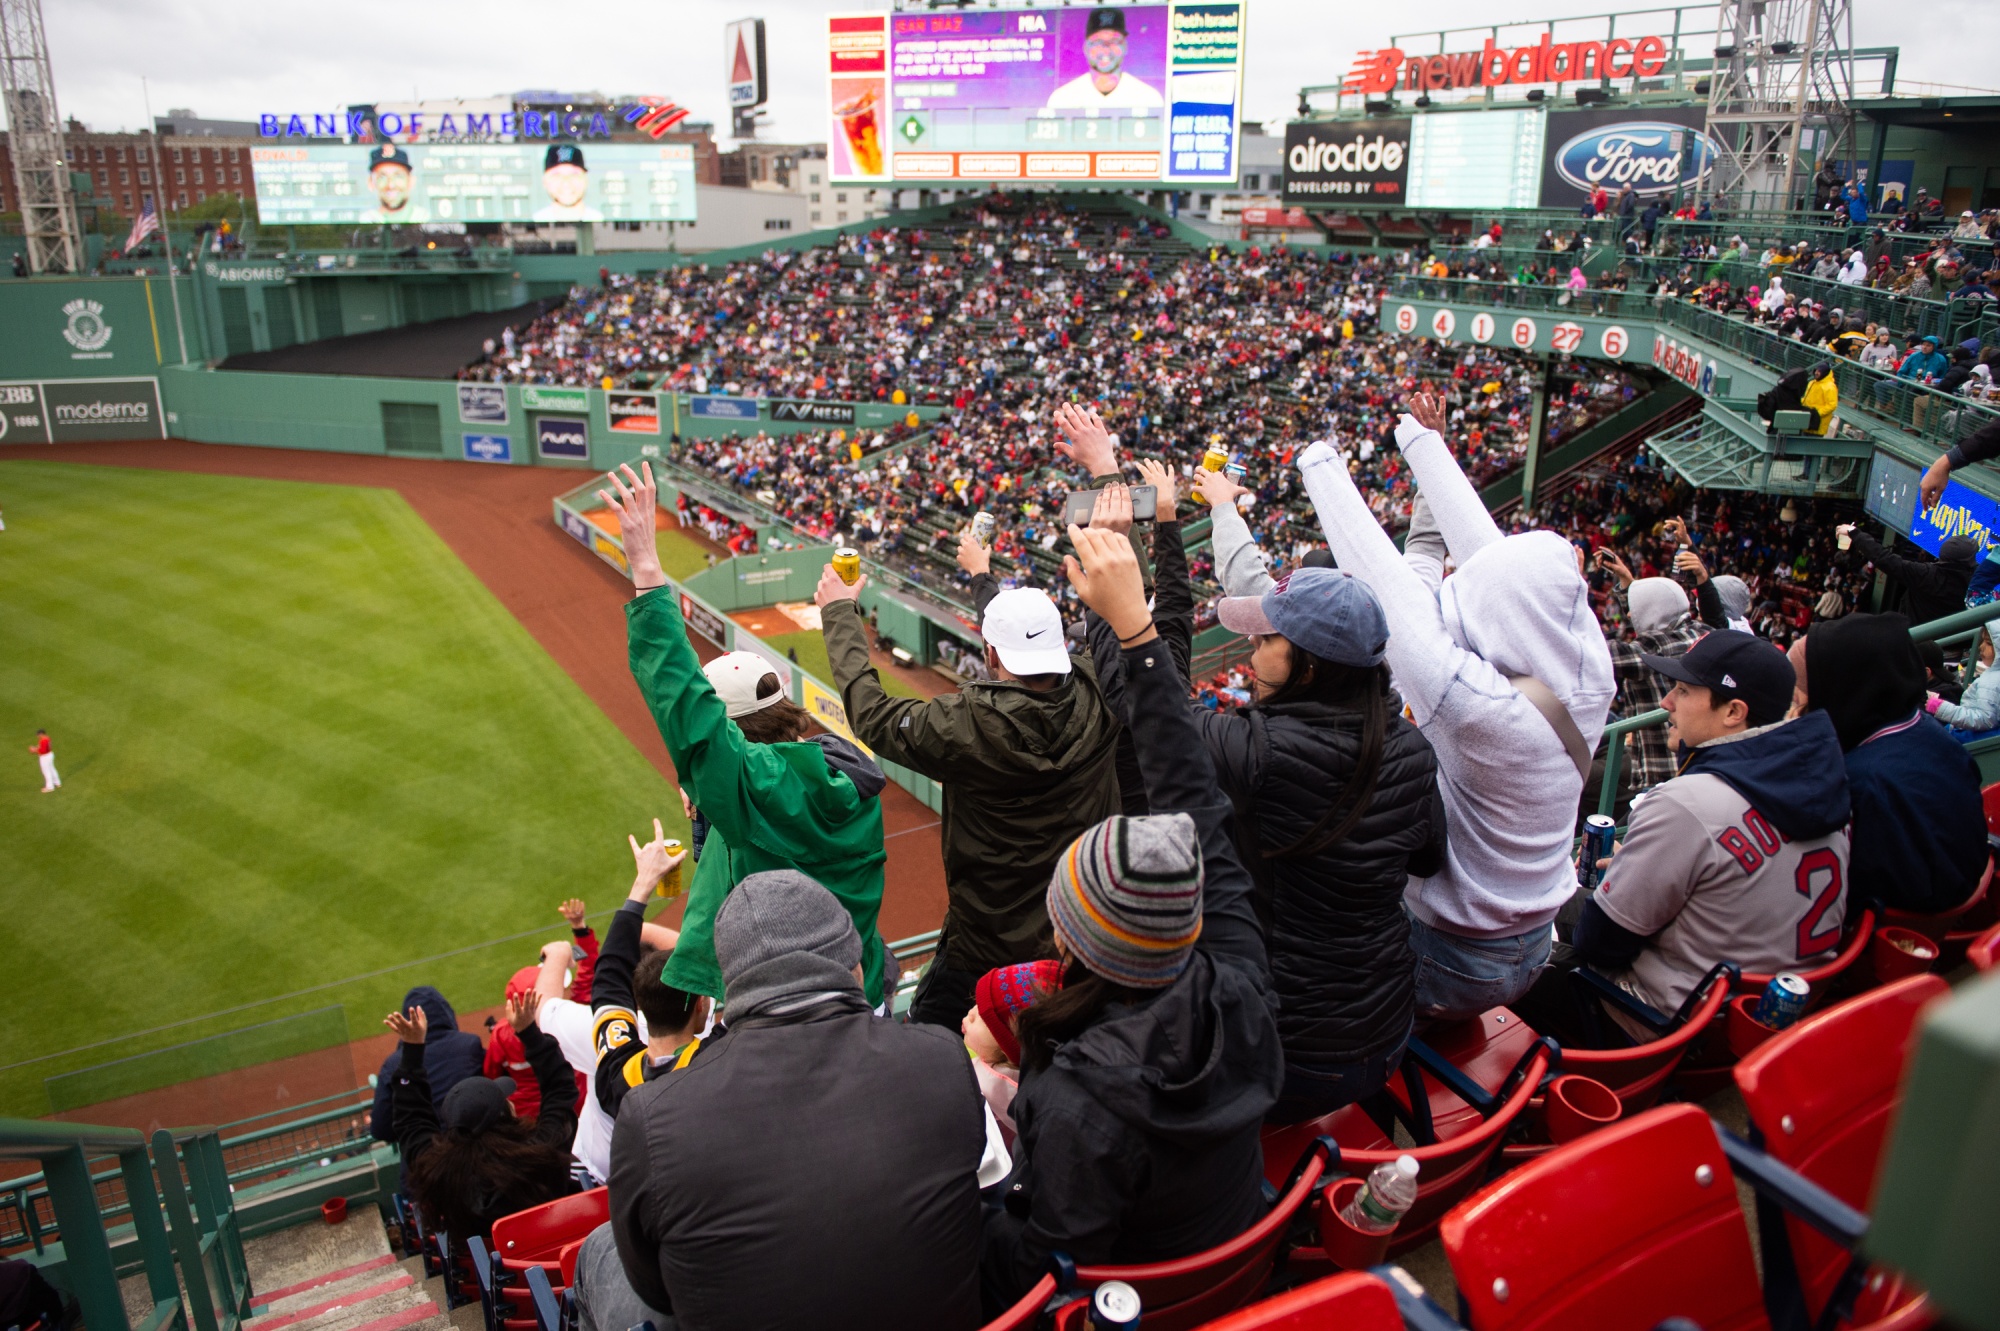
[1394,305,1418,334]
[1470,312,1495,344]
[1511,317,1538,348]
[1551,321,1584,353]
[1600,325,1629,358]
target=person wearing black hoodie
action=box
[1795,613,1988,915]
[1518,632,1852,1046]
[369,985,486,1145]
[981,524,1284,1315]
[1838,526,1977,630]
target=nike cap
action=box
[704,651,787,719]
[981,588,1072,677]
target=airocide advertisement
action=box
[1282,118,1410,204]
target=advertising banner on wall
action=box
[1281,118,1409,204]
[523,386,589,412]
[825,1,1244,186]
[680,592,731,649]
[0,378,167,443]
[457,383,508,425]
[1537,106,1718,208]
[1386,301,1651,365]
[689,395,760,421]
[607,392,662,434]
[536,415,589,459]
[462,432,512,463]
[770,399,857,425]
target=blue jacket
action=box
[1845,191,1868,224]
[1936,666,2000,734]
[1843,713,1988,915]
[1898,348,1948,381]
[1683,709,1852,840]
[369,986,488,1142]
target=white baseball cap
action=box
[703,651,787,718]
[981,588,1072,677]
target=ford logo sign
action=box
[1554,121,1718,197]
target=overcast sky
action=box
[47,0,1993,144]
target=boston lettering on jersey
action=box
[1343,34,1670,96]
[1714,807,1845,960]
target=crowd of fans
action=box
[371,363,1991,1327]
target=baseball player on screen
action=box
[358,143,430,223]
[1046,8,1164,110]
[534,143,606,222]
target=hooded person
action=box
[1700,574,1756,634]
[598,463,893,1013]
[607,870,989,1331]
[1797,614,1988,915]
[1605,576,1703,793]
[1296,395,1615,1020]
[981,523,1284,1315]
[369,985,486,1146]
[1840,526,1977,627]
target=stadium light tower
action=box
[0,0,83,273]
[1703,0,1857,213]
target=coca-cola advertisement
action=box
[1537,105,1718,208]
[1282,118,1410,204]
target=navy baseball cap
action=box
[1216,567,1387,668]
[545,142,587,171]
[367,143,411,171]
[1640,629,1795,727]
[439,1075,517,1133]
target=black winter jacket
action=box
[982,632,1284,1314]
[1847,529,1974,628]
[370,985,487,1144]
[1197,701,1446,1066]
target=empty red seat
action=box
[1969,921,2000,971]
[1733,975,1947,1331]
[489,1188,611,1325]
[981,1274,1058,1331]
[1191,1271,1404,1330]
[1441,1104,1769,1331]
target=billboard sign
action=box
[1389,301,1651,365]
[825,2,1245,186]
[607,391,661,434]
[689,395,760,421]
[5,378,170,443]
[523,385,589,412]
[250,141,697,225]
[680,592,732,649]
[1281,119,1409,204]
[771,399,857,425]
[1538,107,1718,207]
[537,415,589,459]
[457,383,508,424]
[1343,33,1670,96]
[462,432,512,463]
[727,19,769,110]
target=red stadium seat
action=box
[489,1188,610,1326]
[1882,857,1994,968]
[1050,1138,1333,1331]
[1191,1271,1404,1330]
[1733,976,1948,1331]
[1264,1024,1553,1259]
[1442,1104,1769,1331]
[981,1274,1057,1331]
[1969,921,2000,971]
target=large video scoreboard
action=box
[825,2,1246,186]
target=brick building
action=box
[0,123,253,218]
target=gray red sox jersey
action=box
[1594,771,1849,1016]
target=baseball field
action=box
[0,460,697,1118]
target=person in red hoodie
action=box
[485,899,599,1119]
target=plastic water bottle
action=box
[1338,1155,1421,1235]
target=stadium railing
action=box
[1594,599,2000,819]
[0,1116,252,1331]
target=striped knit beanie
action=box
[1047,813,1203,989]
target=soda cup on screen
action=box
[655,840,685,900]
[834,87,884,176]
[1088,1281,1142,1330]
[1578,814,1617,890]
[970,511,996,548]
[832,547,862,584]
[1753,973,1810,1029]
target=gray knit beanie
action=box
[1047,813,1203,989]
[714,870,862,1016]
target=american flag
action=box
[125,200,160,251]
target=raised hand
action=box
[1088,482,1135,536]
[1189,466,1246,509]
[814,562,865,607]
[558,898,588,930]
[505,990,542,1033]
[956,528,991,576]
[1064,524,1155,645]
[1135,457,1178,515]
[628,817,687,899]
[384,1005,429,1044]
[1404,389,1448,436]
[1053,402,1119,478]
[597,463,667,590]
[1920,455,1950,512]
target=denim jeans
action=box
[1265,1024,1413,1125]
[1406,913,1553,1022]
[573,1223,674,1331]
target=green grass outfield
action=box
[0,461,691,1117]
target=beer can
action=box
[1223,461,1247,482]
[1089,1281,1142,1330]
[1578,814,1618,891]
[654,839,686,900]
[832,547,861,585]
[970,511,996,548]
[1753,974,1810,1029]
[1201,445,1229,473]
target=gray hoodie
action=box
[1299,418,1615,937]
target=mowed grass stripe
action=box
[0,461,685,1114]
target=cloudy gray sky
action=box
[47,0,1992,143]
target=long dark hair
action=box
[1016,960,1152,1076]
[1254,646,1393,861]
[406,1116,574,1240]
[735,671,816,744]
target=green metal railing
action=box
[1595,599,2000,817]
[0,1118,251,1331]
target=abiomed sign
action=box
[0,378,166,444]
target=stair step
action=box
[247,1273,419,1330]
[253,1254,401,1309]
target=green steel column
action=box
[117,1143,185,1331]
[42,1144,132,1331]
[152,1131,222,1331]
[1519,354,1553,516]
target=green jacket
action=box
[626,588,889,1006]
[821,594,1121,973]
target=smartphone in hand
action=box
[1062,485,1158,527]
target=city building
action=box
[1,123,253,218]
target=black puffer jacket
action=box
[1198,701,1446,1067]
